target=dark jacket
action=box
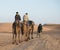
[38,24,42,33]
[15,15,21,21]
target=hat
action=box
[25,13,28,15]
[16,12,18,13]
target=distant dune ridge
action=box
[0,23,60,33]
[0,23,12,33]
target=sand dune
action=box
[0,23,12,33]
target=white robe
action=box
[23,15,28,22]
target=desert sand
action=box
[0,23,60,50]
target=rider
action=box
[15,12,21,24]
[23,13,33,26]
[23,13,29,22]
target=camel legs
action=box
[18,31,20,43]
[12,33,15,44]
[28,30,30,40]
[12,29,16,44]
[31,29,33,39]
[12,29,20,45]
[27,29,33,40]
[16,28,21,44]
[31,32,33,39]
[12,33,17,44]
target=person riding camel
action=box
[23,13,32,26]
[23,13,29,22]
[15,12,21,24]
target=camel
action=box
[12,20,34,44]
[12,21,21,45]
[21,21,34,41]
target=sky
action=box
[0,0,60,24]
